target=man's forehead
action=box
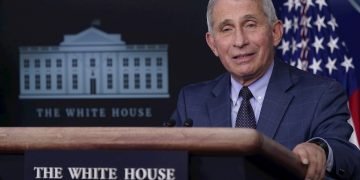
[212,0,262,14]
[216,14,258,25]
[213,0,260,5]
[211,0,265,22]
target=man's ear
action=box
[206,32,219,56]
[272,20,283,46]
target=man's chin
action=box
[230,71,259,84]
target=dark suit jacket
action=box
[172,59,360,179]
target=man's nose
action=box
[233,29,249,48]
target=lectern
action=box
[0,127,306,179]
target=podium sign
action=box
[24,150,188,180]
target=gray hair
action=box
[206,0,278,32]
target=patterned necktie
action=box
[235,86,256,128]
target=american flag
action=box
[278,0,360,146]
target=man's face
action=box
[206,0,283,85]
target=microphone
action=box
[183,118,193,127]
[163,119,176,127]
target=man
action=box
[171,0,360,179]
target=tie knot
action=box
[239,86,253,100]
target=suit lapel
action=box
[257,60,295,138]
[207,74,232,127]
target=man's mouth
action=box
[232,52,256,62]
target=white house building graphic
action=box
[19,27,169,99]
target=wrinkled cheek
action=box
[225,63,236,73]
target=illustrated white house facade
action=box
[19,27,169,99]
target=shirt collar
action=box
[230,61,274,106]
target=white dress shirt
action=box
[230,62,273,127]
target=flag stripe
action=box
[350,90,360,141]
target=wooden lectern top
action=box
[0,127,306,178]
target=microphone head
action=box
[183,118,193,127]
[163,119,176,127]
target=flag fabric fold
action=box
[278,0,360,146]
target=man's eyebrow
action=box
[217,19,233,28]
[243,14,257,21]
[215,15,259,30]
